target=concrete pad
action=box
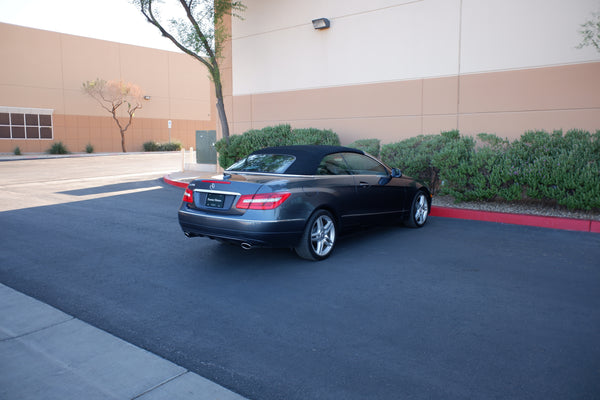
[9,318,186,399]
[137,372,247,400]
[0,284,72,340]
[0,338,120,400]
[0,284,248,400]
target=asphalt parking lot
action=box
[1,153,599,400]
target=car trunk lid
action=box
[184,175,263,214]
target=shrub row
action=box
[46,142,92,154]
[143,141,182,152]
[212,124,598,211]
[214,124,340,168]
[378,130,600,211]
[30,140,175,155]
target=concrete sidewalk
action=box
[0,284,247,400]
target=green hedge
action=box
[380,130,465,194]
[214,124,340,168]
[379,129,600,211]
[47,141,69,154]
[212,124,599,211]
[143,141,182,152]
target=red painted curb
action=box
[163,175,598,233]
[430,206,596,233]
[163,175,189,189]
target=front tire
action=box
[405,191,429,228]
[295,210,337,261]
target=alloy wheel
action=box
[310,214,335,257]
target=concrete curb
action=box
[164,174,599,234]
[430,206,600,233]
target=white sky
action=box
[0,0,182,51]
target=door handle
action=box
[359,181,370,188]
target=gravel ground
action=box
[432,195,600,221]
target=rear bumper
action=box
[178,207,306,248]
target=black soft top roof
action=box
[251,145,364,175]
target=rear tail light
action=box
[236,192,291,210]
[183,186,194,203]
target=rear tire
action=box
[295,210,337,261]
[405,191,429,228]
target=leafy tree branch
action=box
[133,0,246,143]
[577,11,600,52]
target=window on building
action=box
[0,107,53,140]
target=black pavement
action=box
[0,152,245,400]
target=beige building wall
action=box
[228,0,600,144]
[229,62,600,144]
[0,22,216,153]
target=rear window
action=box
[226,154,296,174]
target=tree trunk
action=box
[111,113,127,153]
[216,96,229,144]
[213,76,230,144]
[120,130,127,153]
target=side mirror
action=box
[391,168,402,178]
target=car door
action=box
[314,153,362,228]
[341,152,406,223]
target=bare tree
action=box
[133,0,245,143]
[82,79,144,153]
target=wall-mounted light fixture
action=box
[143,95,151,100]
[312,18,330,30]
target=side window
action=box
[317,154,351,175]
[342,153,388,176]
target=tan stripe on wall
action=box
[231,62,600,144]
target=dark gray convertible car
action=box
[178,145,431,260]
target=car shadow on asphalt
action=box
[184,221,424,271]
